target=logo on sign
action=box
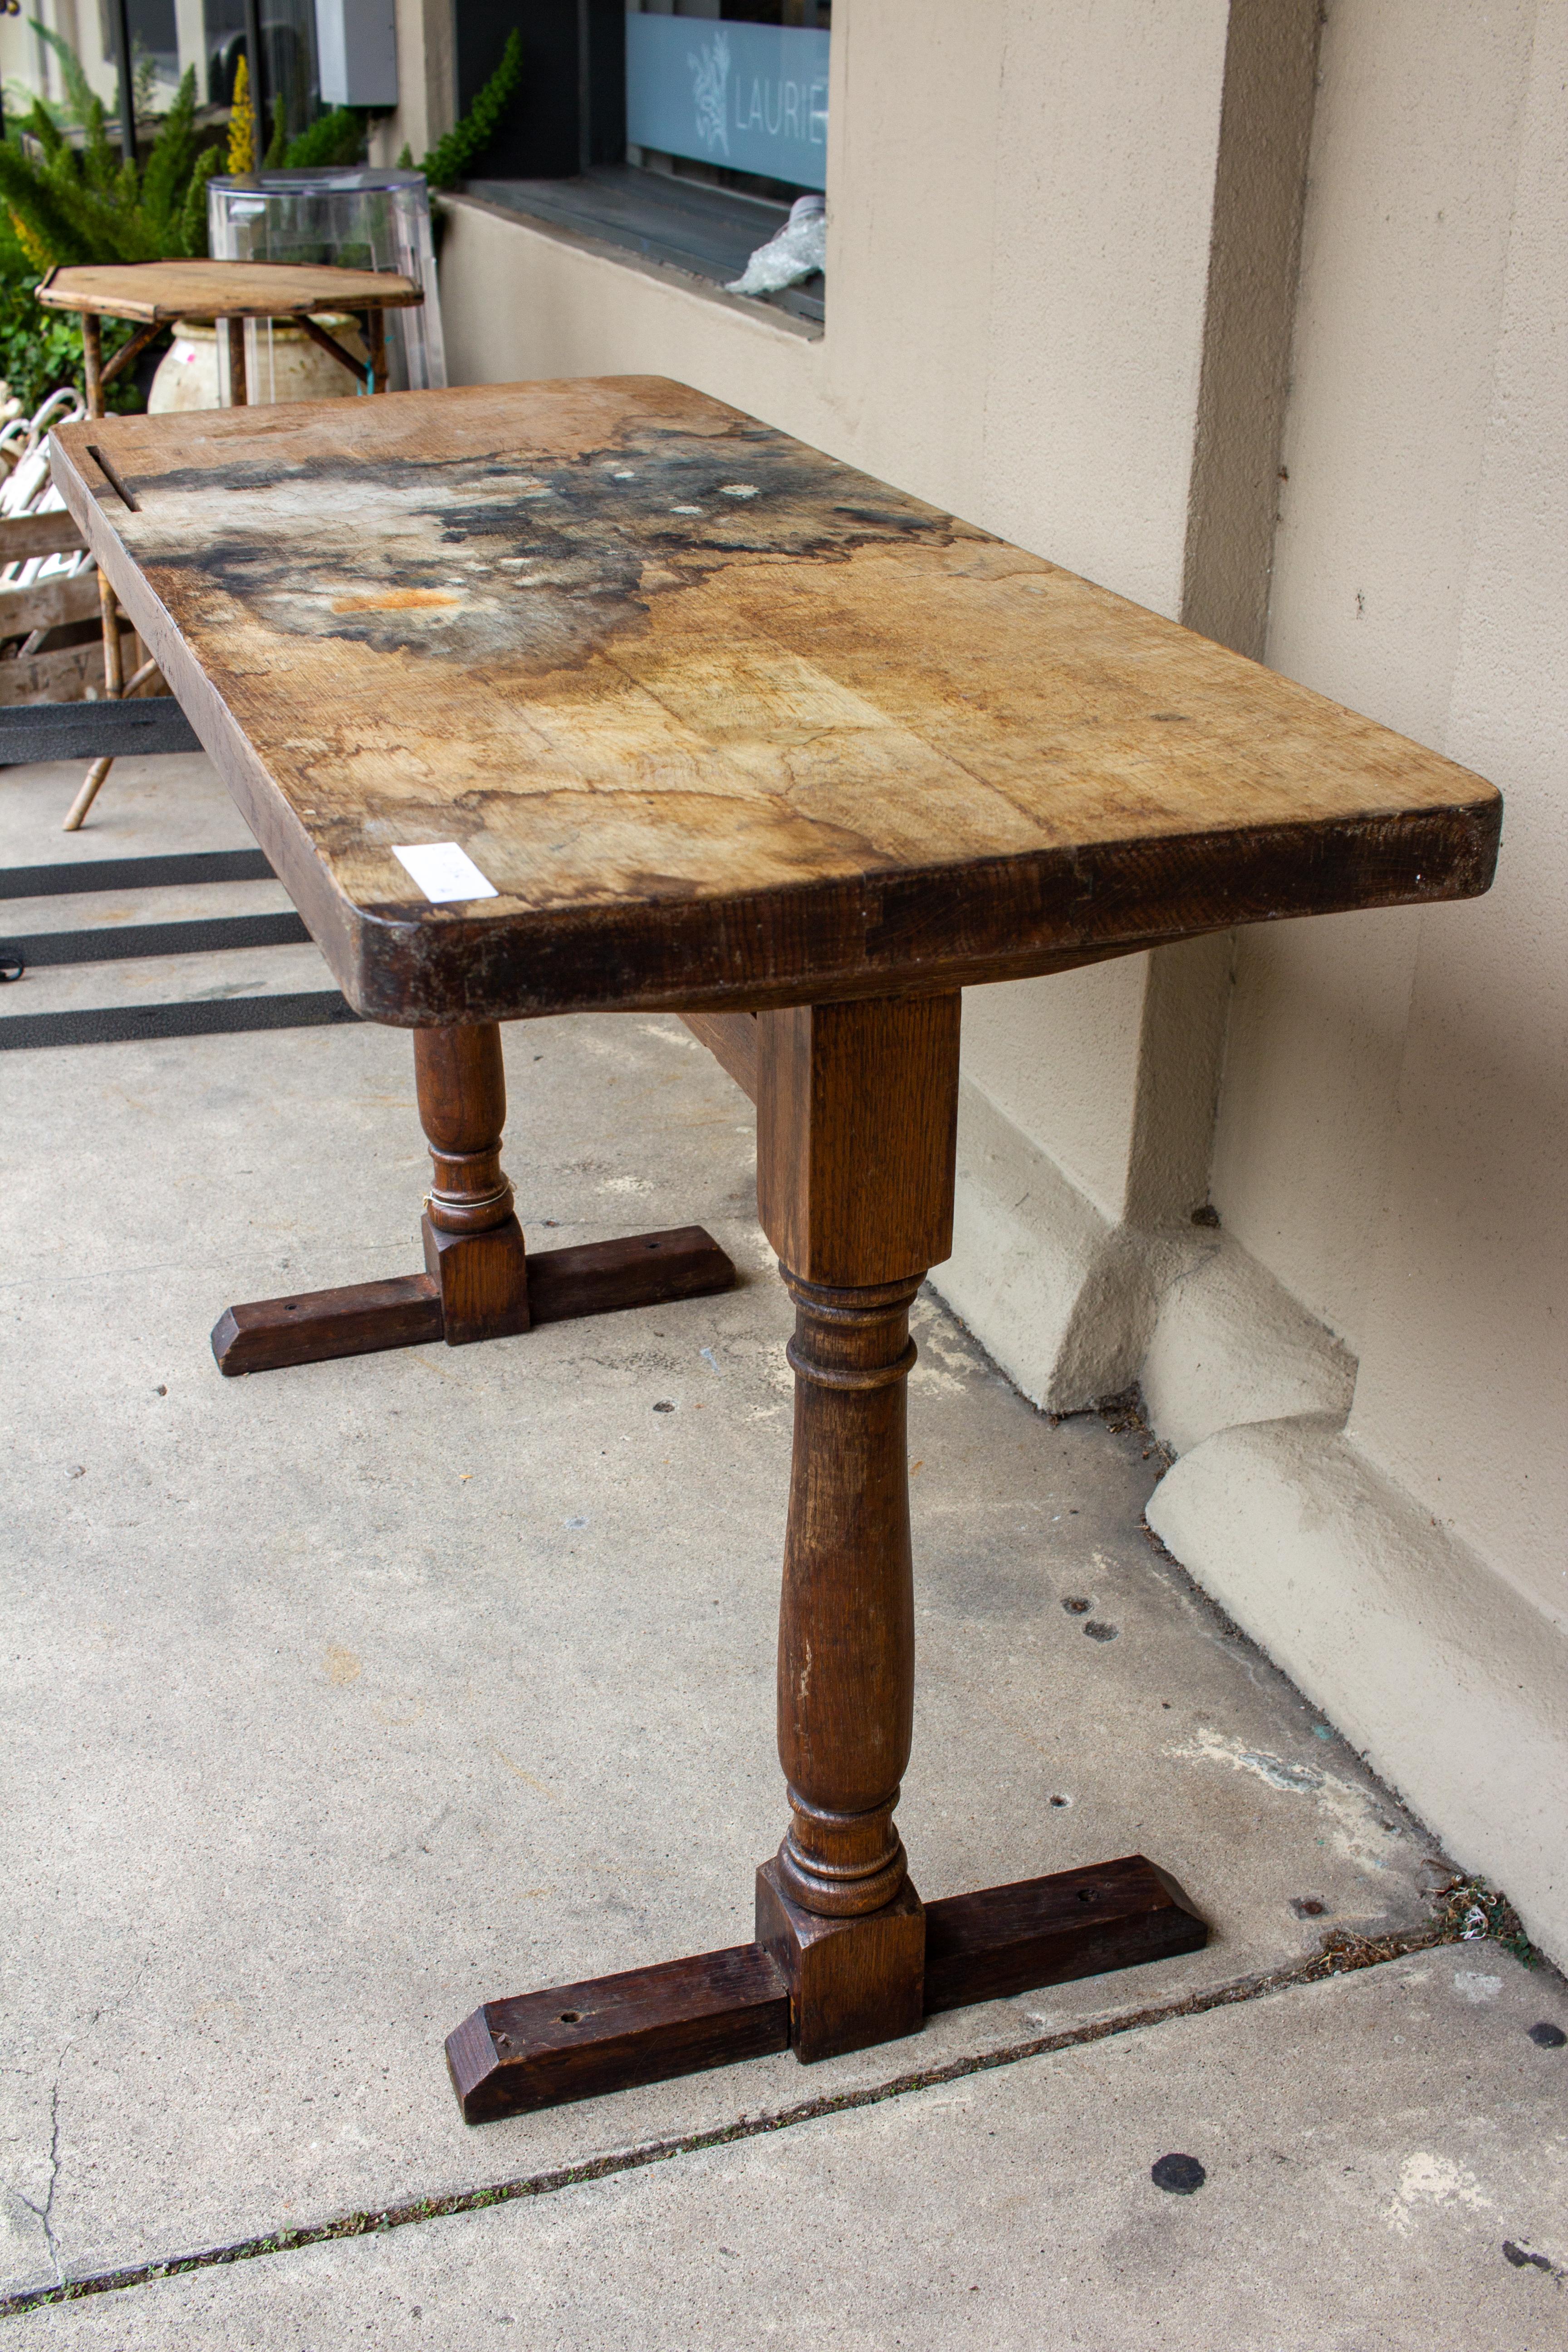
[689,29,731,159]
[626,15,828,191]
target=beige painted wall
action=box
[1151,0,1568,1960]
[444,0,1230,600]
[368,0,455,168]
[426,0,1564,1948]
[1216,0,1567,1628]
[0,4,125,127]
[439,0,1238,1278]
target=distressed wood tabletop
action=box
[49,378,1499,1024]
[37,260,423,325]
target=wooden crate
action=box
[0,507,103,707]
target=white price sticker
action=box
[391,841,499,905]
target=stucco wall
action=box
[0,6,123,131]
[1152,0,1567,1959]
[1204,0,1567,1621]
[428,1,1565,1955]
[442,0,1229,601]
[437,0,1240,1314]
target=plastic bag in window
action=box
[727,194,826,297]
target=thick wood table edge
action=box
[211,1225,736,1374]
[48,433,364,996]
[48,418,1502,1029]
[446,1853,1206,2124]
[328,798,1503,1026]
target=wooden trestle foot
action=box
[211,1021,735,1374]
[446,997,1206,2129]
[446,1854,1205,2123]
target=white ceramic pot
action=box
[148,316,370,413]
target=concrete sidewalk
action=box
[2,755,1563,2346]
[12,1951,1567,2350]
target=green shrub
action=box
[0,47,225,271]
[0,22,524,412]
[399,30,523,189]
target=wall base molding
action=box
[934,1079,1353,1426]
[1148,1418,1568,1967]
[936,1081,1566,1968]
[933,1078,1158,1413]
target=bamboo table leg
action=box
[62,310,182,828]
[446,996,1205,2122]
[224,314,248,409]
[211,1022,736,1374]
[62,312,123,833]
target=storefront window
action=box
[449,0,829,325]
[204,0,319,134]
[626,0,830,203]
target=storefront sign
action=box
[626,17,829,191]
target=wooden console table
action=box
[50,378,1500,2120]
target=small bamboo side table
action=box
[36,260,423,829]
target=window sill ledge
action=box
[451,167,824,341]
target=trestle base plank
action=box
[212,1226,736,1374]
[449,1853,1206,2124]
[447,1945,791,2123]
[526,1224,735,1326]
[923,1853,1207,2014]
[212,1273,443,1374]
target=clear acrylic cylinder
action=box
[207,167,447,403]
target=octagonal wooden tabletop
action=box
[37,260,423,326]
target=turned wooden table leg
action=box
[751,993,960,2058]
[415,1022,530,1344]
[212,1024,734,1374]
[445,990,1205,2121]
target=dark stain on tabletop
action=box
[131,421,981,674]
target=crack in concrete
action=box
[0,1920,1510,2322]
[14,2059,66,2286]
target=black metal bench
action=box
[0,696,200,765]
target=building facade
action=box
[380,0,1567,1965]
[10,0,1560,1959]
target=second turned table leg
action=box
[414,1021,531,1343]
[446,993,1206,2122]
[211,1021,736,1374]
[754,1265,926,2058]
